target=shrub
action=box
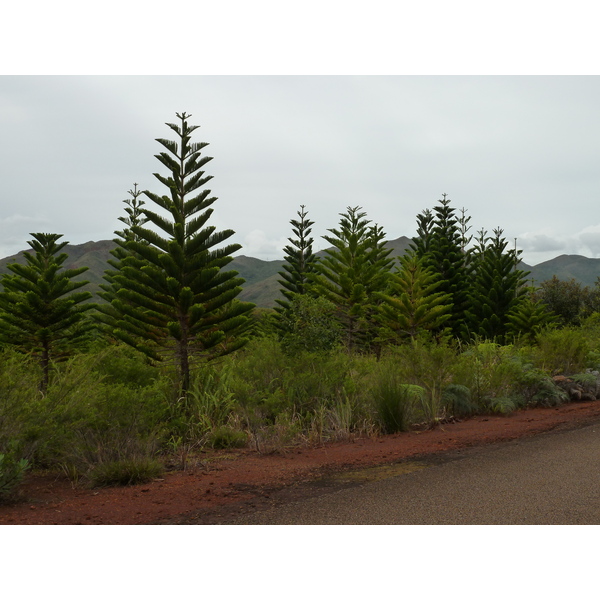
[453,342,529,411]
[279,295,343,354]
[388,337,458,426]
[534,328,590,375]
[443,384,478,418]
[517,368,568,407]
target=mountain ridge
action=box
[1,238,599,308]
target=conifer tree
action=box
[275,205,317,313]
[0,233,94,392]
[309,206,393,352]
[376,252,453,342]
[463,228,529,343]
[411,194,471,339]
[96,184,150,338]
[107,112,254,395]
[506,290,557,343]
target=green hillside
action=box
[1,238,599,308]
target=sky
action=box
[2,74,600,266]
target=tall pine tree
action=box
[275,204,317,313]
[106,112,254,396]
[96,184,150,340]
[411,194,471,339]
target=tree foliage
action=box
[376,252,453,342]
[534,276,597,326]
[104,112,254,395]
[309,206,393,352]
[275,204,317,314]
[463,228,529,343]
[0,233,94,391]
[411,194,471,338]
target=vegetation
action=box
[309,206,394,353]
[2,112,600,501]
[0,233,95,392]
[96,112,255,396]
[275,204,317,313]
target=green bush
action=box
[443,384,478,418]
[516,368,568,407]
[278,295,343,354]
[453,342,529,411]
[387,338,458,426]
[534,328,590,375]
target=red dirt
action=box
[3,400,600,525]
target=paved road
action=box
[231,422,600,524]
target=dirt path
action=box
[3,400,600,525]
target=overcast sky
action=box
[2,75,600,266]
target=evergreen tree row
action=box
[275,194,556,350]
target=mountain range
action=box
[1,237,599,308]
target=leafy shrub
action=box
[279,295,343,354]
[487,396,518,415]
[517,368,568,407]
[534,328,590,375]
[387,338,458,426]
[92,344,159,388]
[443,384,478,418]
[453,342,529,411]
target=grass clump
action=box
[0,448,30,503]
[87,457,163,488]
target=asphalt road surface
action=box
[231,422,600,524]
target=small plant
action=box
[443,384,477,418]
[372,358,421,433]
[87,457,163,488]
[517,368,568,407]
[486,396,518,415]
[0,450,30,502]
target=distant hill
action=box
[521,255,600,288]
[1,237,599,308]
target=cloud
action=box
[241,230,288,261]
[0,214,52,258]
[576,224,600,257]
[517,232,568,254]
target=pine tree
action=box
[96,184,150,339]
[411,194,471,339]
[0,233,94,392]
[309,206,393,352]
[463,228,529,343]
[107,112,254,395]
[275,205,317,313]
[376,252,453,343]
[506,291,557,343]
